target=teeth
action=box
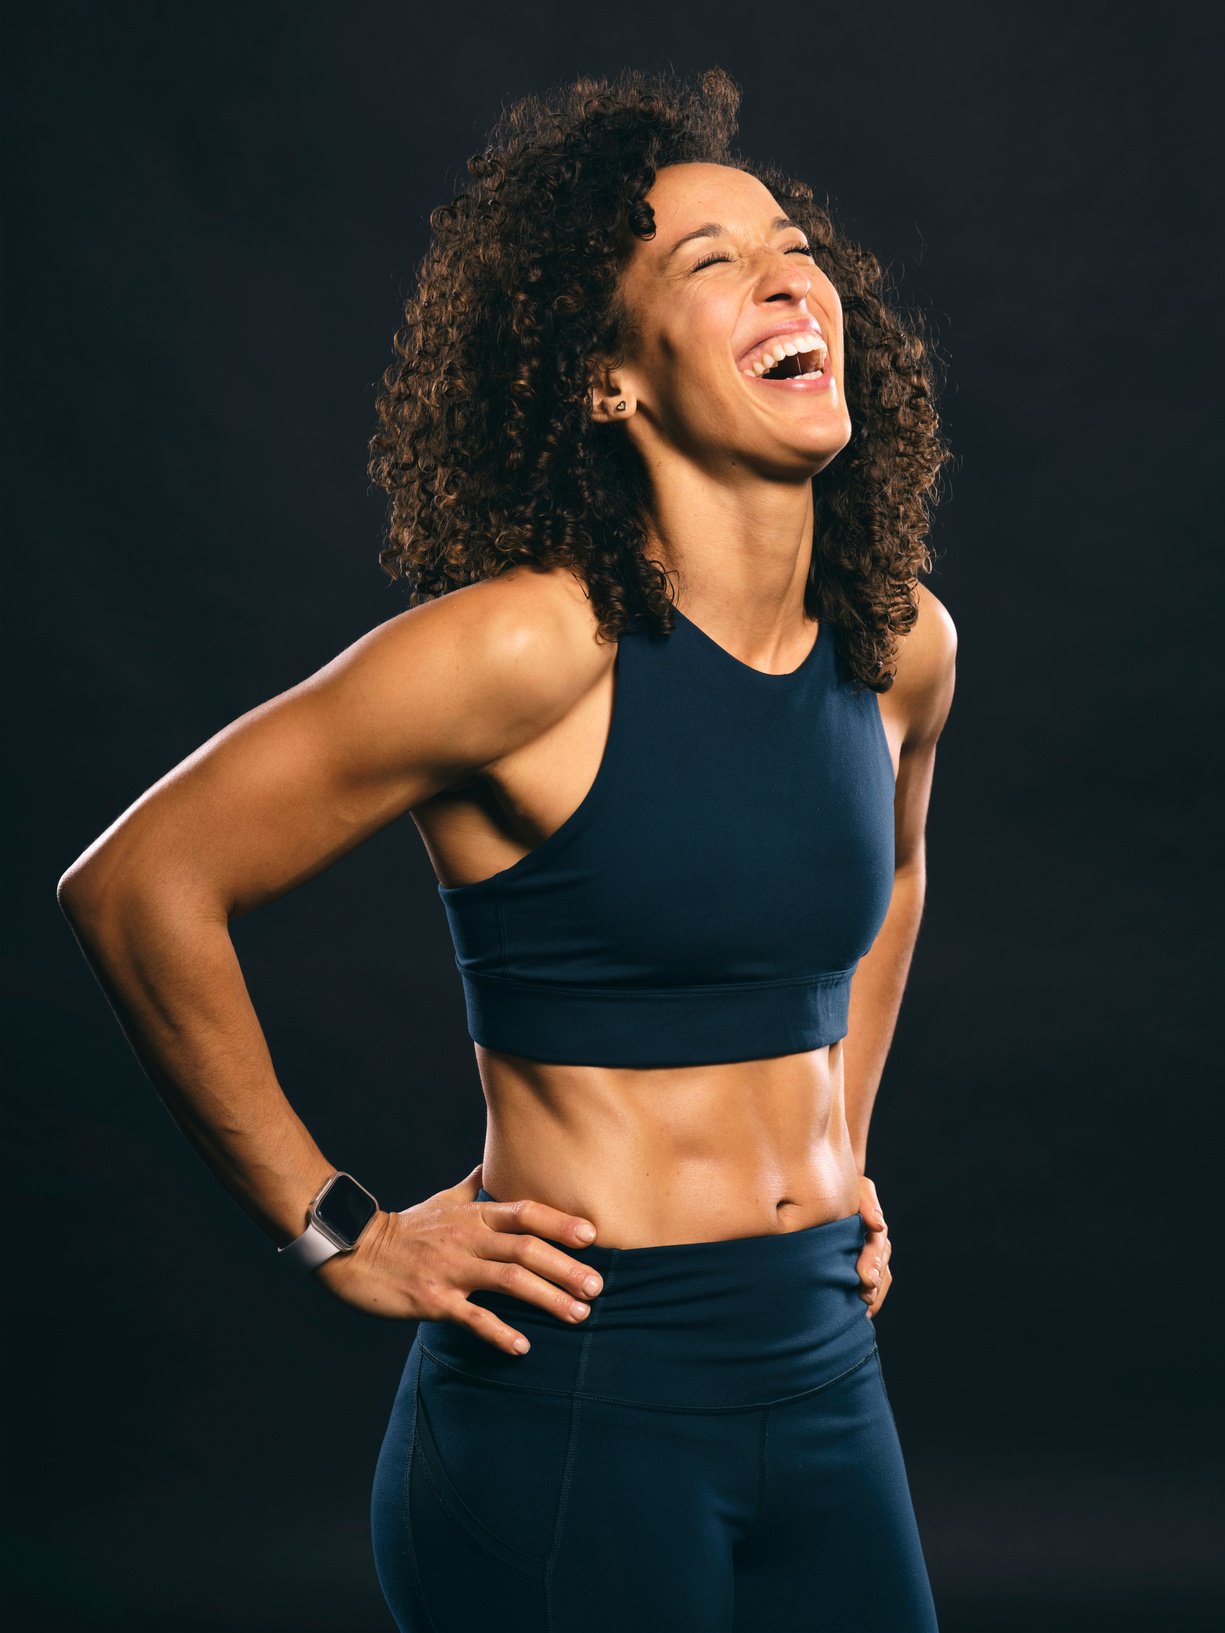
[741,331,829,377]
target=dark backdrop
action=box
[5,2,1220,1629]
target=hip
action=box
[421,1183,876,1411]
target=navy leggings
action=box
[371,1186,939,1631]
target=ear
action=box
[588,353,635,423]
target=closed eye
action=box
[691,245,816,272]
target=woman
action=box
[57,67,955,1633]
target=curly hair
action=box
[367,65,953,693]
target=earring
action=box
[616,401,627,412]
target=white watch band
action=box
[278,1216,346,1270]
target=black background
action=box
[5,2,1220,1628]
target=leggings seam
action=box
[404,1346,442,1633]
[753,1404,770,1543]
[412,1360,549,1587]
[418,1337,879,1415]
[544,1249,619,1628]
[413,1432,547,1589]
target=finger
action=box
[864,1261,893,1316]
[858,1249,892,1301]
[856,1249,886,1292]
[862,1215,888,1244]
[445,1294,535,1357]
[479,1218,605,1289]
[453,1163,485,1200]
[466,1250,601,1329]
[857,1175,886,1232]
[485,1196,599,1251]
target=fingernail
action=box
[513,1337,530,1353]
[576,1224,596,1243]
[583,1275,602,1296]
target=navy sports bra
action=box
[437,604,896,1068]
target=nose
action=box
[757,249,812,303]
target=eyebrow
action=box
[665,216,803,260]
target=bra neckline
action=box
[671,604,824,681]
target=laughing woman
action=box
[57,66,955,1633]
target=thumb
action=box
[455,1162,484,1198]
[859,1181,885,1230]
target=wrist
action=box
[269,1158,340,1249]
[276,1168,382,1272]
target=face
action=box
[594,163,852,476]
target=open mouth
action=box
[742,350,833,392]
[737,330,831,389]
[764,355,829,380]
[759,350,824,381]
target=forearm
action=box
[57,873,335,1248]
[841,860,926,1174]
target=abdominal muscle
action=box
[475,1038,861,1249]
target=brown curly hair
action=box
[367,65,953,693]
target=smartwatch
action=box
[278,1170,381,1272]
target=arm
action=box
[55,569,589,1252]
[843,584,957,1171]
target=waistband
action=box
[415,1185,876,1411]
[452,966,856,1068]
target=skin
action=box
[56,163,955,1360]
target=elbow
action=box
[56,804,162,923]
[56,856,111,929]
[56,832,140,928]
[57,860,94,917]
[58,843,228,937]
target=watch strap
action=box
[278,1216,345,1271]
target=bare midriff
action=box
[477,1040,860,1248]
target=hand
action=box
[313,1162,605,1357]
[856,1173,892,1321]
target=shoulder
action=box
[445,562,611,699]
[380,564,611,762]
[899,582,958,674]
[886,583,958,749]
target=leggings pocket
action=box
[411,1345,576,1583]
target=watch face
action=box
[315,1173,379,1248]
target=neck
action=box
[643,470,818,659]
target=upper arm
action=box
[889,585,958,872]
[58,567,594,920]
